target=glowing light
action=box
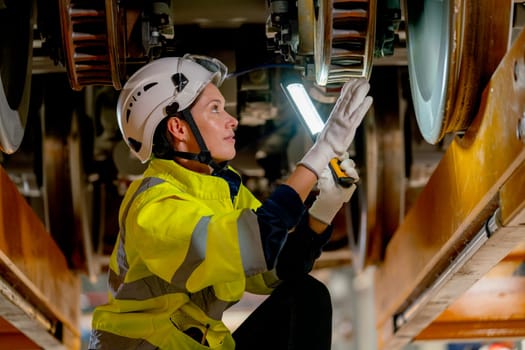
[285,83,324,135]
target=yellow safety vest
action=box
[90,158,280,349]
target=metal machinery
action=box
[0,0,524,348]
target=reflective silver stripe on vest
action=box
[237,209,267,276]
[110,177,166,298]
[170,216,209,287]
[89,329,158,350]
[107,176,263,321]
[109,217,211,301]
[109,268,186,300]
[109,178,226,315]
[190,286,235,320]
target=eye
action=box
[210,103,221,113]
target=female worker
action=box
[88,54,372,350]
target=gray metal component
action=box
[0,76,25,153]
[405,0,451,144]
[315,0,377,86]
[0,0,33,154]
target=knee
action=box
[281,274,332,309]
[303,275,332,309]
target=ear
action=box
[166,116,188,142]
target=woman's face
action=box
[188,83,238,163]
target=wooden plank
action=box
[0,275,66,349]
[0,165,80,349]
[500,158,525,227]
[416,277,525,341]
[387,224,525,344]
[374,26,525,350]
[0,317,40,349]
[416,137,525,342]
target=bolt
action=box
[518,114,525,143]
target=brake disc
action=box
[315,0,376,86]
[58,0,125,90]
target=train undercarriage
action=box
[0,0,524,348]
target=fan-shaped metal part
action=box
[315,0,376,86]
[58,0,125,91]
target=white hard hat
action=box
[117,54,228,163]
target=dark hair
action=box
[152,99,198,160]
[152,116,176,160]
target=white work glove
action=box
[308,156,359,225]
[298,78,372,178]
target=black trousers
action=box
[232,274,332,350]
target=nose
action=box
[227,112,238,129]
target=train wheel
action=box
[405,0,512,144]
[0,0,34,153]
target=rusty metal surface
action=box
[374,26,525,349]
[0,165,80,349]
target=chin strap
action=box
[171,109,228,172]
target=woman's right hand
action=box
[298,78,373,178]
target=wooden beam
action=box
[0,165,80,349]
[414,149,525,342]
[500,154,525,227]
[417,136,525,342]
[0,317,41,349]
[374,26,525,350]
[416,276,525,341]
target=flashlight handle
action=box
[328,158,358,188]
